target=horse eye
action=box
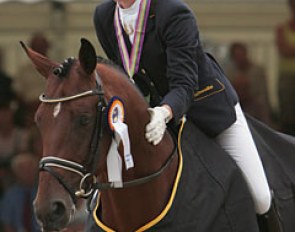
[79,115,90,126]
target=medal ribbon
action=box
[114,0,151,79]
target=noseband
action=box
[39,71,177,205]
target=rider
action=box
[93,0,281,229]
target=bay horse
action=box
[21,38,295,232]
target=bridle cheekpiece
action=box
[39,70,105,203]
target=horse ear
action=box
[20,41,57,79]
[79,38,97,75]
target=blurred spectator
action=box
[0,153,40,232]
[275,0,295,136]
[27,126,43,158]
[0,47,27,129]
[0,48,15,107]
[13,32,50,128]
[0,99,29,190]
[224,42,272,126]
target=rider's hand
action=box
[145,105,172,145]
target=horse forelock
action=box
[53,57,76,79]
[44,58,97,97]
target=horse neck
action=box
[97,64,174,170]
[96,64,179,231]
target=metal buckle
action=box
[75,173,97,198]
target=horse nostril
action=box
[50,200,66,218]
[35,199,70,231]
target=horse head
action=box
[21,38,177,231]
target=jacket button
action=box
[141,68,146,74]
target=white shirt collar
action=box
[118,0,141,15]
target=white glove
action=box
[145,106,172,145]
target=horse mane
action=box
[96,56,114,66]
[95,57,148,110]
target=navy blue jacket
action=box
[93,0,238,136]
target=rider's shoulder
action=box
[94,0,115,17]
[155,0,194,20]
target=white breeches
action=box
[215,103,271,214]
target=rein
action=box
[39,70,177,204]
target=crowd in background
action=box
[223,0,295,135]
[224,42,273,126]
[0,0,295,231]
[276,0,295,136]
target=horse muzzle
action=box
[34,198,75,232]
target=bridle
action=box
[39,71,105,204]
[39,70,177,205]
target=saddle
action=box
[247,115,295,231]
